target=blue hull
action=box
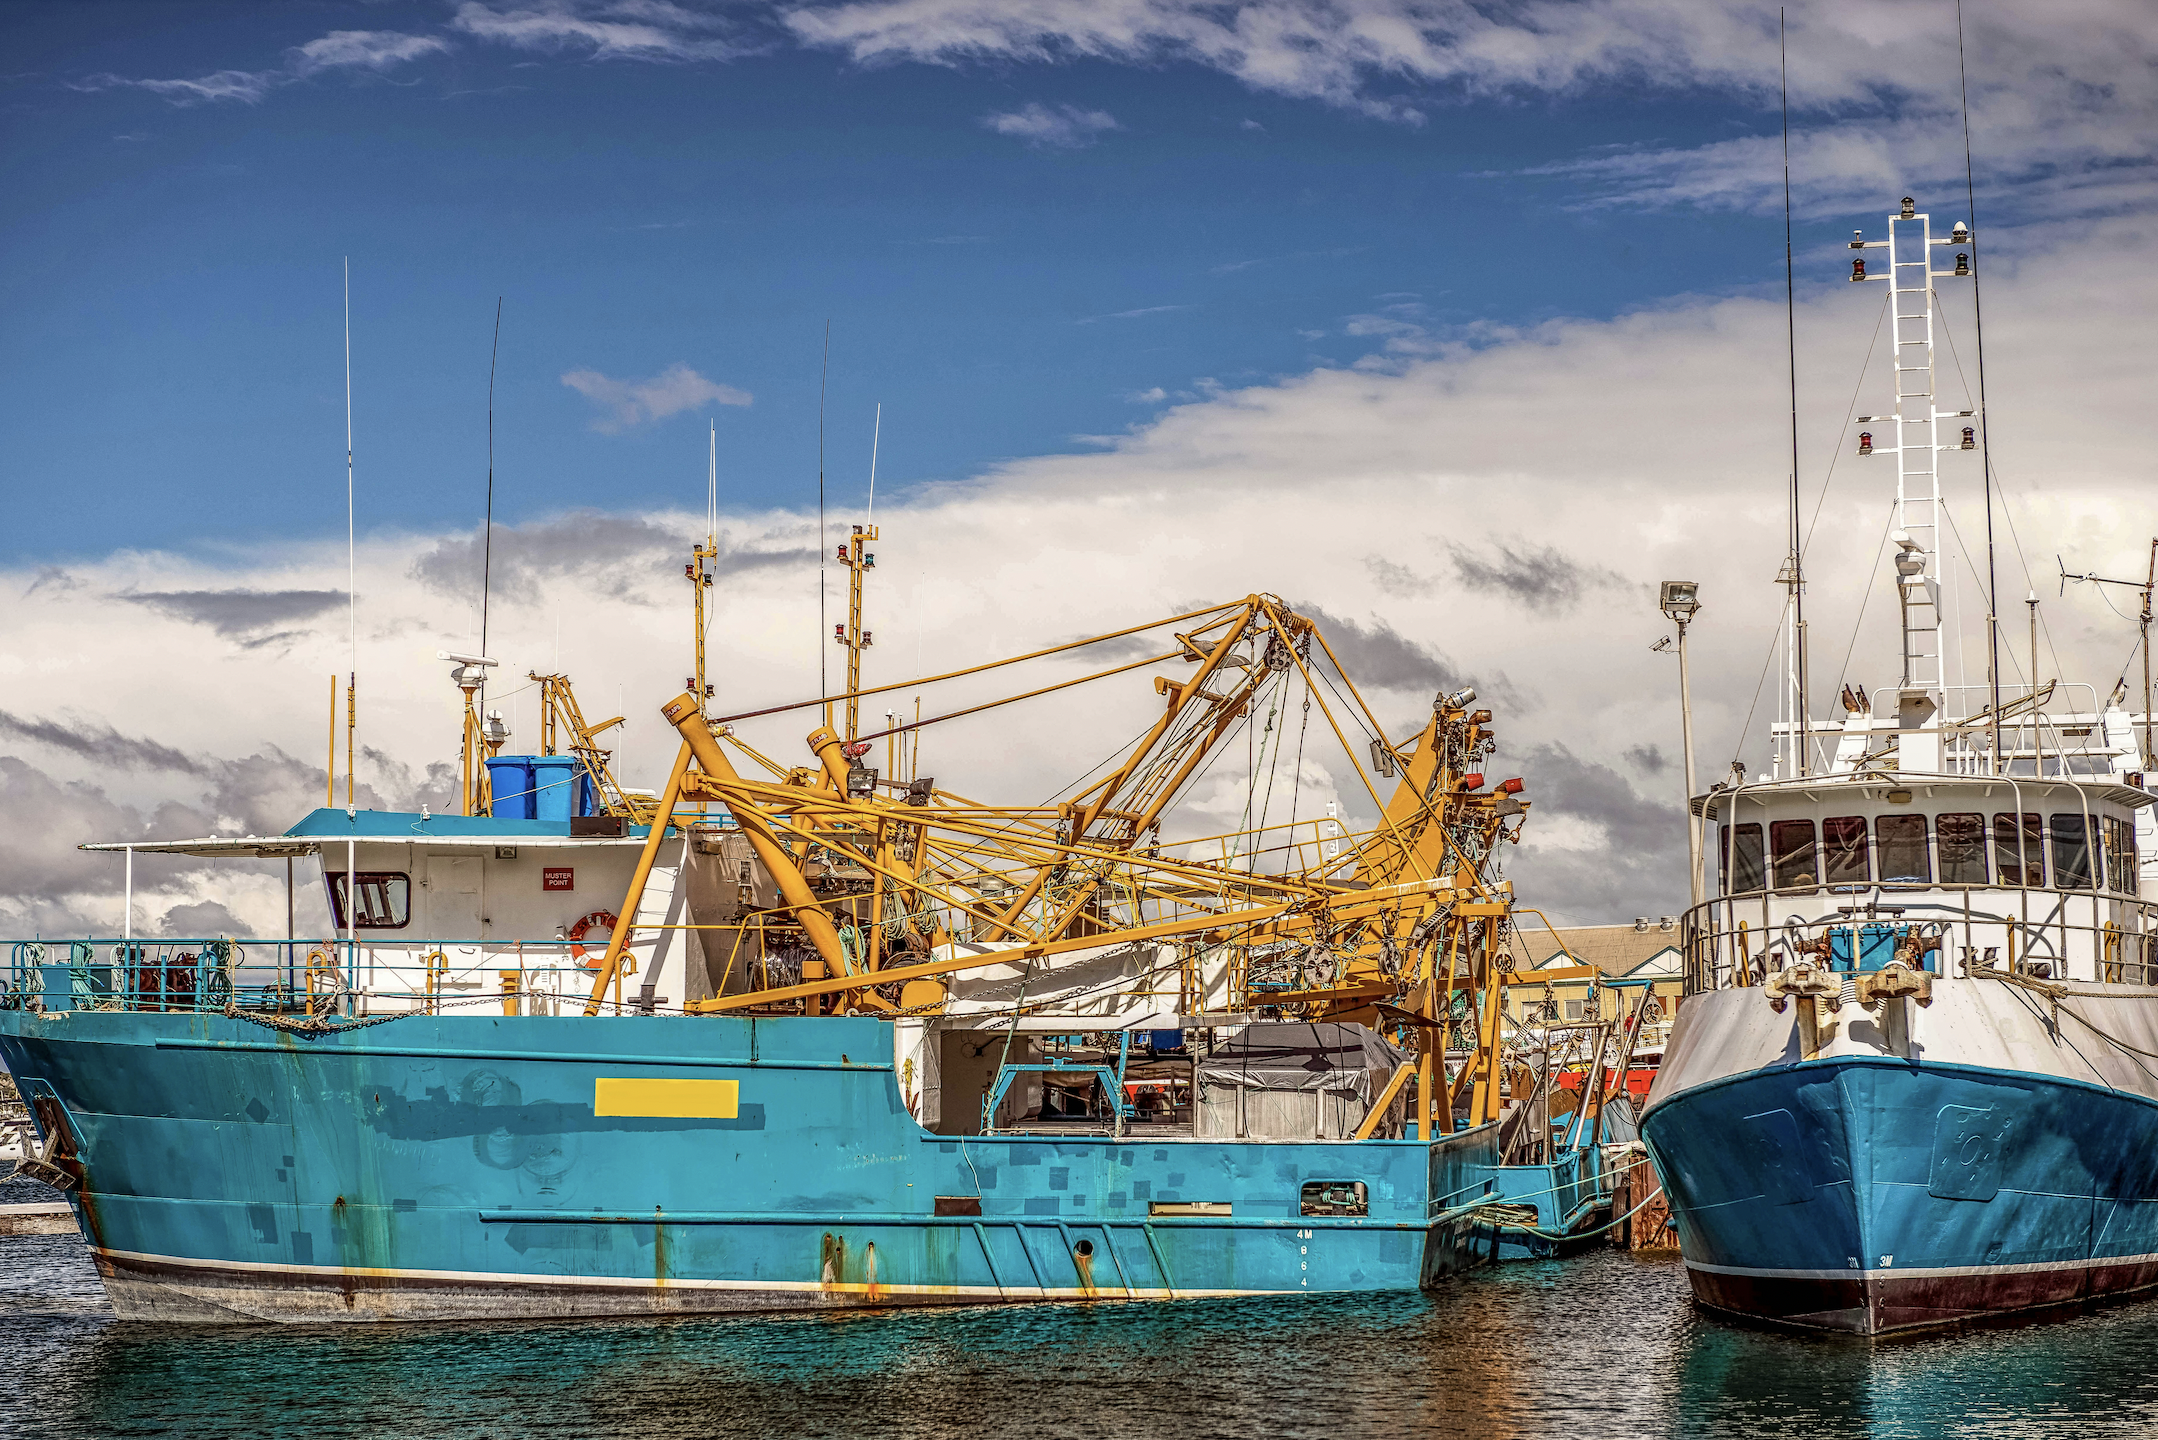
[0,1010,1497,1322]
[1475,1149,1617,1260]
[1642,1058,2158,1333]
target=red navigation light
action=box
[833,624,847,641]
[836,545,849,561]
[1858,432,1874,456]
[1851,258,1867,282]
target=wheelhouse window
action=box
[328,871,411,929]
[1770,820,1817,891]
[1821,816,1870,885]
[1993,813,2042,888]
[2050,814,2094,890]
[2104,815,2140,896]
[1876,814,1931,884]
[1725,823,1765,895]
[1939,813,1988,885]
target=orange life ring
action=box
[568,910,620,968]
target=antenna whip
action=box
[482,297,501,711]
[1957,0,2004,772]
[1782,9,1809,775]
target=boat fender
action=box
[568,910,621,968]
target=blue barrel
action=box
[532,755,578,823]
[485,757,536,820]
[573,768,598,818]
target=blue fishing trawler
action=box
[4,586,1546,1321]
[1641,195,2158,1334]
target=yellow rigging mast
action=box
[591,594,1534,1134]
[834,524,876,742]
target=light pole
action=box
[1661,581,1704,909]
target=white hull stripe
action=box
[92,1247,1276,1301]
[1685,1250,2158,1283]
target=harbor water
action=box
[6,1180,2158,1439]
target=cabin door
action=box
[431,856,483,941]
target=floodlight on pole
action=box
[1660,581,1705,912]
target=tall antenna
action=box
[867,402,882,523]
[1781,9,1810,776]
[818,321,831,730]
[1958,0,2004,773]
[344,258,357,813]
[481,297,501,715]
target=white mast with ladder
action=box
[1849,196,1977,771]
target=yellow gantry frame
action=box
[585,595,1532,1128]
[529,670,652,824]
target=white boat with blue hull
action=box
[1641,193,2158,1334]
[4,591,1555,1321]
[0,1009,1501,1322]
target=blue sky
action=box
[6,1,1840,561]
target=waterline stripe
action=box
[93,1246,1271,1300]
[1685,1250,2158,1282]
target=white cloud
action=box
[291,31,454,75]
[451,0,746,61]
[560,362,753,431]
[1077,303,1188,324]
[73,29,450,107]
[7,214,2156,934]
[980,101,1119,148]
[75,68,283,106]
[787,0,2158,211]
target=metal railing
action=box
[0,937,629,1018]
[1679,882,2158,994]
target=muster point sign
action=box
[543,867,574,891]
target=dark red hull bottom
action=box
[1687,1258,2158,1335]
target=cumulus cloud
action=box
[1448,541,1627,613]
[0,711,205,776]
[560,362,752,432]
[408,509,808,605]
[6,214,2155,932]
[1294,604,1460,693]
[980,102,1119,148]
[116,588,346,646]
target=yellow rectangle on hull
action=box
[594,1078,739,1119]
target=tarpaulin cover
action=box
[1194,1022,1411,1140]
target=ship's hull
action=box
[1642,1056,2158,1334]
[0,1010,1496,1323]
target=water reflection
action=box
[7,1225,2158,1440]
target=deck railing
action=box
[0,937,626,1018]
[1679,882,2158,994]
